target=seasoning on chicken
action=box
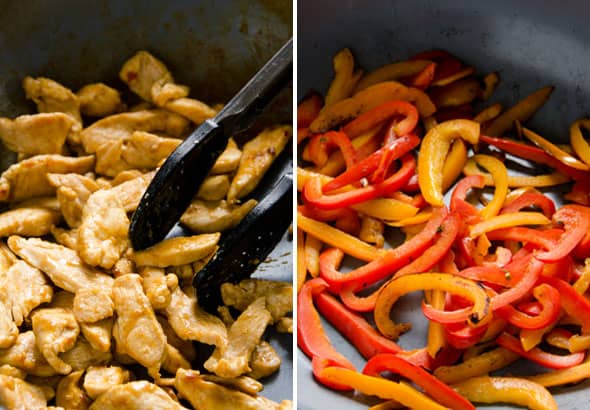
[180,199,257,234]
[83,366,131,400]
[0,373,47,410]
[80,319,113,353]
[221,279,293,323]
[248,341,281,380]
[0,332,56,377]
[132,233,220,268]
[55,369,90,409]
[90,380,188,410]
[77,83,125,117]
[73,288,114,324]
[139,267,178,310]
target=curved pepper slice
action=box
[298,91,324,128]
[527,360,590,387]
[451,175,485,224]
[374,273,490,339]
[363,353,475,410]
[486,227,560,251]
[354,60,432,92]
[463,159,571,187]
[418,119,480,206]
[570,119,590,166]
[500,192,556,218]
[470,154,508,219]
[434,348,519,384]
[442,139,468,192]
[523,126,589,171]
[540,275,590,333]
[469,212,550,238]
[490,256,543,311]
[303,131,357,169]
[342,100,419,139]
[495,284,561,330]
[536,204,590,262]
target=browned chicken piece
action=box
[119,51,189,105]
[201,374,263,395]
[94,177,112,190]
[196,174,230,201]
[55,370,90,410]
[108,171,154,212]
[275,317,293,334]
[111,257,135,277]
[31,308,80,374]
[204,297,272,378]
[248,341,281,380]
[24,375,58,401]
[0,113,74,156]
[0,303,17,349]
[139,267,178,310]
[83,366,131,400]
[73,288,114,324]
[211,138,242,174]
[7,236,114,294]
[78,189,129,269]
[161,344,191,375]
[221,279,293,323]
[0,332,56,377]
[175,368,286,410]
[50,226,79,251]
[0,154,95,202]
[166,263,194,286]
[155,316,197,362]
[47,172,99,228]
[11,196,61,212]
[77,83,125,117]
[132,233,220,268]
[112,274,166,376]
[90,380,188,410]
[0,374,47,410]
[23,76,81,123]
[217,306,234,327]
[163,286,227,348]
[0,207,61,237]
[128,101,154,112]
[111,169,143,185]
[180,199,257,234]
[60,338,112,372]
[227,125,291,201]
[80,318,113,353]
[0,365,25,379]
[164,98,217,125]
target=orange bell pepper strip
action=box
[429,77,481,108]
[418,119,480,206]
[359,216,385,247]
[298,91,323,128]
[385,209,432,227]
[470,154,508,219]
[527,359,590,387]
[434,348,519,384]
[374,273,490,340]
[570,119,590,166]
[354,60,432,92]
[442,139,468,192]
[426,289,447,358]
[296,229,306,293]
[408,62,437,90]
[469,212,550,238]
[319,367,448,410]
[451,376,558,410]
[523,126,590,171]
[325,48,363,106]
[483,86,554,137]
[341,100,419,139]
[473,103,503,124]
[432,67,476,87]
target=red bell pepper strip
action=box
[494,284,561,330]
[363,354,476,410]
[444,321,487,349]
[297,205,361,236]
[409,62,437,90]
[451,175,485,224]
[395,347,463,372]
[402,172,420,193]
[564,180,590,206]
[370,123,404,184]
[539,275,590,332]
[486,227,559,251]
[490,256,544,311]
[572,205,590,259]
[342,100,419,139]
[536,205,590,262]
[422,301,472,324]
[410,49,463,81]
[314,291,402,359]
[304,131,357,169]
[298,91,323,128]
[496,332,585,369]
[500,192,556,218]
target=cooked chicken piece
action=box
[180,199,257,234]
[139,267,178,310]
[163,286,227,348]
[108,170,154,212]
[94,177,113,190]
[175,368,284,410]
[0,332,56,377]
[227,125,291,201]
[119,131,180,169]
[248,341,281,380]
[25,375,60,401]
[0,303,17,349]
[60,338,112,372]
[196,174,230,201]
[166,263,194,285]
[7,236,114,294]
[221,279,293,323]
[80,319,113,353]
[155,316,197,362]
[217,306,234,327]
[90,380,188,410]
[112,274,166,375]
[275,317,293,334]
[83,366,131,400]
[201,374,263,395]
[50,226,79,251]
[128,101,154,112]
[112,169,143,185]
[11,196,61,212]
[0,207,60,237]
[23,76,81,124]
[78,189,129,269]
[73,288,114,323]
[0,113,74,156]
[161,344,190,375]
[132,233,220,268]
[55,370,90,410]
[31,308,80,374]
[204,297,271,378]
[164,98,217,125]
[0,154,95,202]
[77,83,125,117]
[48,173,99,228]
[111,257,135,277]
[0,374,47,410]
[0,365,25,379]
[211,138,241,174]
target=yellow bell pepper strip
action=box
[432,67,476,87]
[385,209,432,227]
[469,212,550,238]
[479,72,500,101]
[568,334,590,353]
[451,376,558,410]
[430,77,481,108]
[319,367,448,410]
[426,289,447,358]
[536,205,590,263]
[527,358,590,387]
[310,81,436,133]
[354,60,432,92]
[442,139,468,192]
[470,154,508,219]
[304,234,322,278]
[341,100,419,139]
[359,216,385,247]
[545,328,572,350]
[418,119,481,206]
[374,273,490,340]
[368,400,403,410]
[570,119,590,166]
[325,48,363,106]
[434,348,519,384]
[483,86,554,137]
[573,259,590,294]
[473,103,503,124]
[297,228,306,293]
[523,126,590,170]
[521,325,554,352]
[297,213,384,262]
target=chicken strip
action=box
[31,308,80,374]
[78,189,129,269]
[0,303,17,349]
[164,97,217,125]
[132,233,220,267]
[60,338,112,372]
[196,174,230,201]
[201,374,263,395]
[11,196,61,212]
[0,207,60,237]
[47,173,99,228]
[112,274,166,375]
[204,297,271,378]
[77,83,125,117]
[0,113,74,156]
[90,381,187,410]
[80,319,113,353]
[221,279,293,323]
[211,138,241,174]
[55,370,90,410]
[227,125,291,201]
[180,199,257,234]
[156,316,197,362]
[50,226,79,251]
[23,76,81,124]
[73,288,114,324]
[83,366,131,400]
[275,317,293,334]
[0,332,56,377]
[108,170,154,212]
[139,267,178,310]
[0,365,25,379]
[7,236,113,294]
[248,341,281,380]
[0,374,47,410]
[112,169,143,185]
[163,286,227,348]
[161,344,190,375]
[0,154,95,202]
[119,131,180,170]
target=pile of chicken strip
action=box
[0,51,293,410]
